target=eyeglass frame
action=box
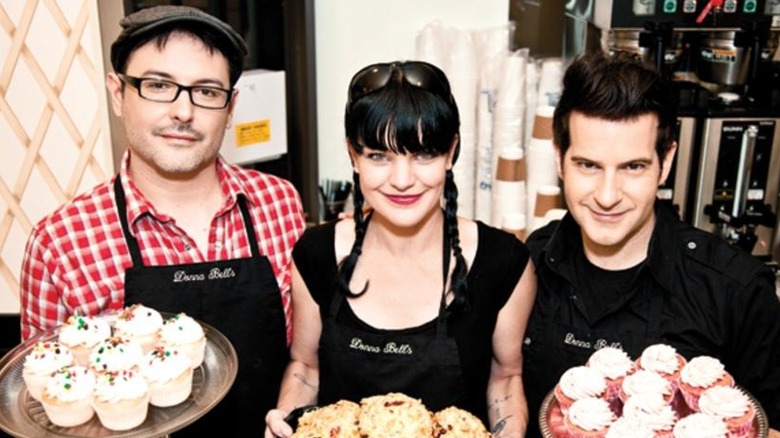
[347,61,454,106]
[117,73,234,109]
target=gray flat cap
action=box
[111,5,248,84]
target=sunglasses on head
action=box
[348,61,453,105]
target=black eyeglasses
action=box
[347,61,453,105]
[118,74,233,109]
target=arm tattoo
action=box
[489,394,513,436]
[293,372,318,393]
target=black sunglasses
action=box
[348,61,453,105]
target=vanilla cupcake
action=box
[678,356,734,411]
[621,392,677,438]
[672,413,728,438]
[57,314,111,366]
[636,344,687,391]
[92,369,150,431]
[158,312,206,369]
[619,370,675,405]
[140,346,193,407]
[40,365,96,427]
[88,336,144,374]
[564,397,616,438]
[113,304,163,353]
[587,347,635,402]
[22,341,75,400]
[555,366,609,415]
[698,386,755,438]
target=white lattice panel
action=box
[0,0,115,313]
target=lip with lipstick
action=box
[385,194,421,206]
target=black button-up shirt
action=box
[522,202,780,436]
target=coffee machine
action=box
[584,0,780,260]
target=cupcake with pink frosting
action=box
[587,347,635,403]
[621,392,677,438]
[22,341,75,401]
[619,370,676,405]
[672,413,728,438]
[555,366,608,415]
[564,397,616,438]
[698,386,755,438]
[636,344,687,391]
[678,356,734,411]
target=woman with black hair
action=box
[264,61,536,438]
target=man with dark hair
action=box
[522,51,780,436]
[20,5,305,435]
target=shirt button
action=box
[687,241,697,250]
[184,244,192,251]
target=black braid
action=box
[336,171,369,297]
[444,169,468,310]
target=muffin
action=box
[92,369,150,431]
[140,346,193,407]
[698,386,755,438]
[40,365,96,427]
[620,392,677,438]
[88,336,144,374]
[434,406,491,438]
[22,341,75,400]
[554,366,608,415]
[113,304,163,353]
[636,344,687,391]
[564,397,616,438]
[605,416,655,438]
[678,356,734,411]
[358,392,435,438]
[157,312,206,369]
[672,412,728,438]
[291,399,360,438]
[587,347,635,402]
[619,369,675,405]
[57,314,111,366]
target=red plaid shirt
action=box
[21,152,306,341]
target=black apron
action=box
[522,274,665,437]
[114,178,289,436]
[318,222,469,413]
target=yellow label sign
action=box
[235,120,271,147]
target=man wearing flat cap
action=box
[20,5,306,435]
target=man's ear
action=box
[225,88,239,128]
[659,141,678,186]
[554,143,564,179]
[106,73,124,117]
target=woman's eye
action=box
[414,152,437,161]
[366,152,388,161]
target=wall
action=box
[315,0,510,182]
[0,0,121,315]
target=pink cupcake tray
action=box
[539,386,769,438]
[0,313,237,438]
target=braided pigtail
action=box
[444,169,468,310]
[336,171,369,297]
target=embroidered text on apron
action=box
[522,270,665,437]
[114,178,289,436]
[318,216,469,414]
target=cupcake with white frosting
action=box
[621,392,677,438]
[157,312,206,369]
[636,344,687,391]
[678,356,734,411]
[22,341,75,400]
[564,397,616,438]
[619,369,675,405]
[88,336,144,374]
[606,416,655,438]
[698,386,755,438]
[57,314,111,366]
[113,304,163,353]
[587,347,635,403]
[140,346,193,407]
[92,369,150,431]
[40,365,96,427]
[554,366,608,415]
[672,412,728,438]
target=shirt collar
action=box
[541,201,679,293]
[118,151,250,232]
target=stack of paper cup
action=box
[537,57,564,107]
[502,212,527,241]
[532,184,563,231]
[491,147,526,228]
[526,105,559,233]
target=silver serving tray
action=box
[0,314,237,437]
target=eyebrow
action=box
[569,155,655,166]
[136,70,228,88]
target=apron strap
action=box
[114,177,144,267]
[236,195,261,258]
